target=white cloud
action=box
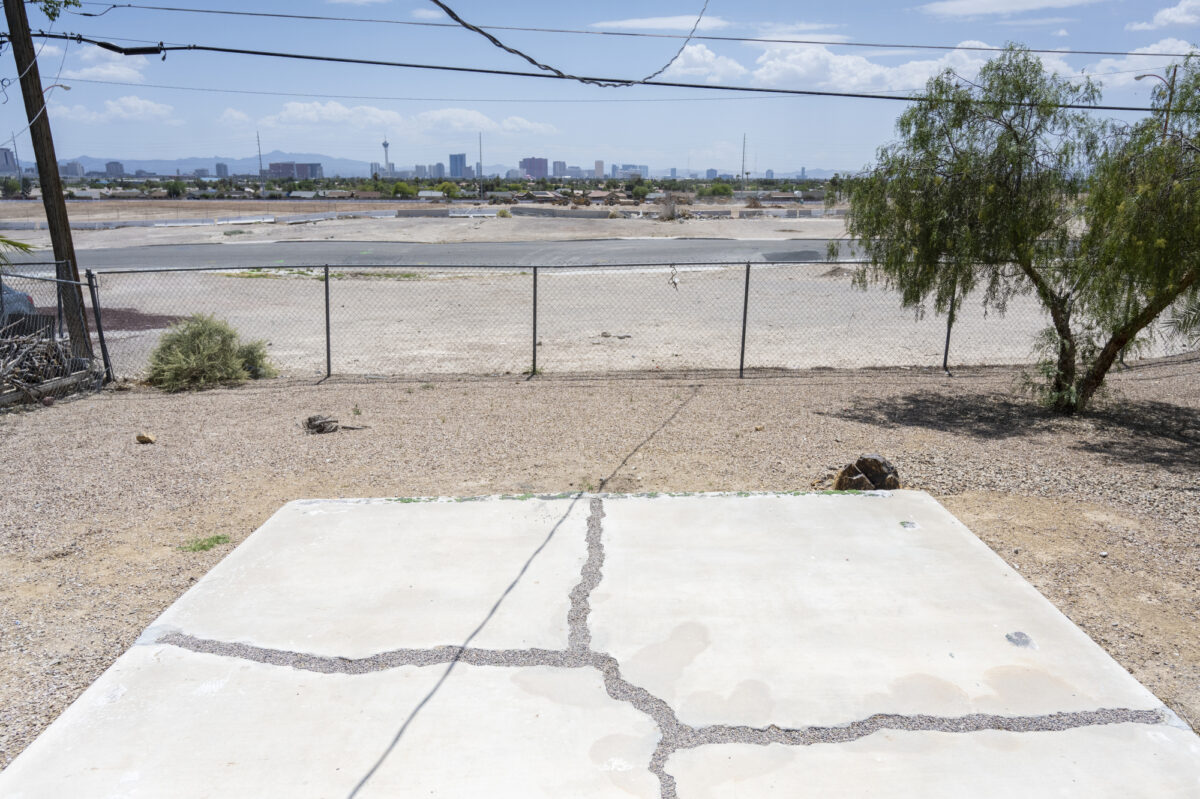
[62,48,148,83]
[590,15,732,31]
[50,95,180,125]
[1053,28,1070,36]
[661,44,749,84]
[258,102,557,137]
[748,39,1074,93]
[920,0,1100,17]
[995,16,1075,26]
[411,7,442,19]
[1127,0,1200,30]
[219,108,251,126]
[1086,38,1199,86]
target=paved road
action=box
[10,238,858,272]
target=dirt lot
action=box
[1,360,1197,769]
[0,198,849,249]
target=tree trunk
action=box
[1072,269,1199,413]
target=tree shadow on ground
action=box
[818,391,1200,472]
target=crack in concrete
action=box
[155,495,1171,799]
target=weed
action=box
[222,229,248,236]
[147,314,277,392]
[352,404,362,416]
[180,534,230,552]
[420,383,434,390]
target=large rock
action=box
[855,454,898,488]
[832,455,902,491]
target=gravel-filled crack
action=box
[155,495,1171,799]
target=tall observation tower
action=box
[381,135,390,177]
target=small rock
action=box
[1100,551,1108,558]
[135,432,155,444]
[41,396,55,407]
[600,331,611,338]
[754,425,764,432]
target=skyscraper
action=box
[381,136,391,177]
[594,160,604,178]
[449,153,467,179]
[215,163,229,178]
[552,160,567,178]
[518,157,548,179]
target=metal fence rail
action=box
[7,262,1194,381]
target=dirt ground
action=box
[1,359,1197,769]
[0,199,849,249]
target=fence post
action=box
[85,270,114,384]
[531,266,538,377]
[739,262,751,378]
[324,264,332,379]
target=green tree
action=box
[830,45,1200,413]
[632,184,650,202]
[434,181,460,198]
[1,177,20,198]
[165,180,187,198]
[392,181,417,198]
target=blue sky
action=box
[1,0,1197,175]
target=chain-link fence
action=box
[12,261,1195,381]
[1,264,106,406]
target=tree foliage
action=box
[831,45,1200,413]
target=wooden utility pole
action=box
[3,0,92,357]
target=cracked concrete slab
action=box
[2,491,1198,798]
[146,498,590,657]
[0,645,661,799]
[589,492,1166,727]
[670,724,1200,798]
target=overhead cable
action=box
[8,31,1162,113]
[64,2,1200,60]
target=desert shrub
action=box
[608,208,623,219]
[147,314,276,392]
[496,208,512,218]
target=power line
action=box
[64,2,1200,60]
[8,31,1163,112]
[57,76,778,103]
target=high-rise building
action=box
[552,160,567,178]
[194,168,210,178]
[449,153,467,178]
[594,160,604,178]
[464,166,475,180]
[58,161,84,178]
[765,169,774,180]
[105,161,124,178]
[505,168,523,180]
[518,157,548,179]
[381,136,391,177]
[705,168,719,180]
[669,167,677,179]
[610,164,618,178]
[370,162,382,177]
[415,164,428,178]
[215,162,229,178]
[433,162,446,179]
[268,162,323,180]
[476,161,482,178]
[639,165,649,178]
[566,166,583,178]
[800,167,807,180]
[0,148,17,175]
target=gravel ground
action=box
[1,358,1198,769]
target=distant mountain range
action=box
[61,151,845,180]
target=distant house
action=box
[324,190,353,199]
[588,190,615,204]
[288,190,318,199]
[417,190,445,200]
[67,189,104,200]
[767,192,802,203]
[486,191,515,202]
[354,191,384,199]
[524,191,561,203]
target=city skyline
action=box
[1,0,1192,175]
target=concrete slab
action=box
[0,646,660,798]
[671,724,1200,798]
[590,492,1164,727]
[2,492,1198,798]
[148,497,589,657]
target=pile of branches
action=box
[1,327,80,402]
